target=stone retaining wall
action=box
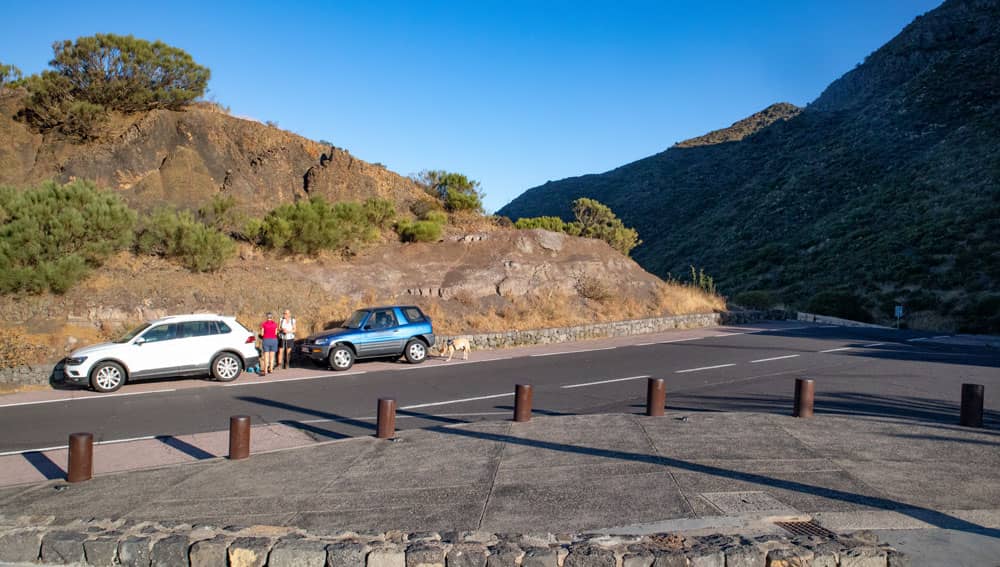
[0,516,905,567]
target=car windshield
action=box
[115,323,151,343]
[343,310,369,329]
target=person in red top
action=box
[260,312,279,375]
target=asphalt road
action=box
[2,323,998,453]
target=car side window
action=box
[141,324,178,343]
[179,321,215,338]
[402,307,424,323]
[369,309,397,330]
[217,321,231,334]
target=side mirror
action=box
[134,337,146,346]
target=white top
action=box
[279,317,296,340]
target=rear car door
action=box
[176,320,222,372]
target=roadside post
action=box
[376,398,397,439]
[66,432,94,483]
[960,383,984,428]
[793,378,815,418]
[646,378,666,417]
[228,415,251,460]
[514,384,533,422]
[894,305,904,328]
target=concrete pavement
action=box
[1,412,997,556]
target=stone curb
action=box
[0,516,905,566]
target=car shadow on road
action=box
[425,424,1000,539]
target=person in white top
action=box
[277,309,297,369]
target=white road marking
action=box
[660,337,703,344]
[223,371,366,386]
[0,388,177,408]
[561,375,651,389]
[820,347,852,353]
[863,343,886,347]
[675,364,736,374]
[750,354,800,363]
[400,392,513,410]
[907,337,929,342]
[530,346,616,357]
[932,335,950,340]
[1,434,159,457]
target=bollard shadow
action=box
[396,409,466,425]
[22,452,65,480]
[155,436,216,460]
[494,405,576,417]
[278,419,351,440]
[667,391,999,432]
[236,396,375,437]
[425,424,1000,538]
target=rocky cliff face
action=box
[0,94,426,215]
[498,0,1000,332]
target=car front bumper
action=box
[300,343,331,361]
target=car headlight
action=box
[65,356,88,366]
[314,336,331,345]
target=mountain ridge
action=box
[498,0,1000,332]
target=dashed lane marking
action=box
[400,392,513,410]
[820,347,853,353]
[750,354,800,363]
[863,343,886,347]
[676,364,736,374]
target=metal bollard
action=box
[66,432,93,483]
[514,384,533,422]
[229,415,251,460]
[793,378,815,418]
[960,383,984,428]
[646,378,666,417]
[377,398,397,439]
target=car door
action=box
[361,308,402,356]
[127,323,182,378]
[176,320,220,373]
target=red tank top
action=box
[261,320,278,339]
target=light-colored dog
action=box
[443,337,471,361]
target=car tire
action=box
[329,345,355,371]
[403,339,428,364]
[211,352,243,382]
[90,361,126,393]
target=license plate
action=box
[301,346,310,353]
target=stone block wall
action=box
[0,517,906,566]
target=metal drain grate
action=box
[775,519,837,538]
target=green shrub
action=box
[0,62,22,87]
[422,210,448,225]
[0,180,136,293]
[19,34,210,137]
[515,216,568,232]
[259,196,379,255]
[136,208,234,272]
[689,266,717,295]
[573,198,640,256]
[397,220,442,243]
[411,170,485,213]
[363,197,396,228]
[732,290,776,310]
[409,198,444,219]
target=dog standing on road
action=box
[443,337,471,362]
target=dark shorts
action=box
[262,338,279,352]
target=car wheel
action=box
[211,352,243,382]
[329,345,355,371]
[90,361,126,393]
[403,339,428,364]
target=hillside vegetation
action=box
[499,0,1000,333]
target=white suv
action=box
[63,314,260,393]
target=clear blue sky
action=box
[0,0,941,212]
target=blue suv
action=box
[301,305,436,370]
